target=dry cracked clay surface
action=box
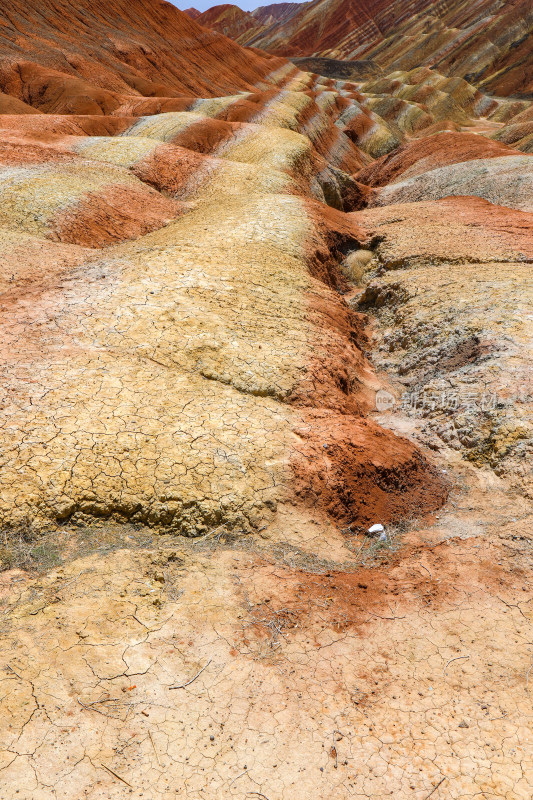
[0,22,532,800]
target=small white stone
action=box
[368,523,385,535]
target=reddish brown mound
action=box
[184,7,201,19]
[341,108,380,143]
[0,91,42,115]
[0,136,76,166]
[0,114,135,138]
[0,61,122,116]
[276,0,392,57]
[208,0,395,56]
[356,132,522,187]
[130,142,245,198]
[493,121,533,152]
[196,2,306,48]
[354,196,533,264]
[412,120,461,137]
[50,185,183,247]
[171,117,246,153]
[0,0,288,115]
[293,411,446,528]
[112,97,195,117]
[213,89,280,123]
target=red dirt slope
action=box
[356,132,523,187]
[0,0,287,114]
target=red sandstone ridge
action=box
[356,132,525,187]
[196,2,307,46]
[252,2,307,27]
[184,7,201,18]
[0,0,287,114]
[248,0,394,56]
[196,4,263,40]
[200,0,533,97]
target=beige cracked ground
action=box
[0,73,532,800]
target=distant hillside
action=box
[252,2,307,26]
[196,3,261,40]
[199,0,533,97]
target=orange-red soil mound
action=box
[50,185,184,248]
[293,412,446,528]
[356,131,523,187]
